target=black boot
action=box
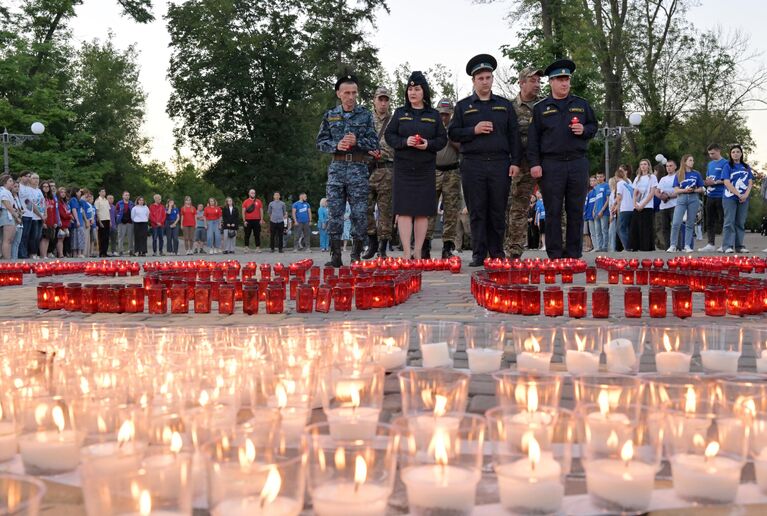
[361,234,378,260]
[421,238,431,259]
[441,241,454,259]
[350,239,364,262]
[378,239,388,258]
[325,239,342,267]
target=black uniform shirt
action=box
[385,107,448,164]
[527,94,597,167]
[447,92,521,165]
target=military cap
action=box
[518,66,544,82]
[436,98,454,114]
[544,59,576,78]
[407,71,428,88]
[465,54,497,76]
[335,73,359,91]
[374,86,391,99]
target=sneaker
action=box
[256,248,261,253]
[698,243,716,252]
[738,248,750,253]
[540,246,546,251]
[683,246,693,253]
[724,248,734,254]
[666,246,677,253]
[717,246,723,252]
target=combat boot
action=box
[421,239,431,259]
[325,239,342,267]
[361,234,378,260]
[350,239,364,262]
[441,241,454,259]
[378,239,388,258]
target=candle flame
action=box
[421,389,432,407]
[334,447,346,470]
[260,466,281,507]
[433,394,447,417]
[684,387,696,414]
[350,387,360,409]
[97,415,108,433]
[744,398,757,418]
[383,337,396,350]
[275,383,288,409]
[118,420,135,445]
[80,377,90,395]
[199,390,210,407]
[34,404,48,426]
[52,405,65,432]
[527,434,541,470]
[575,334,587,352]
[693,433,705,449]
[238,438,257,467]
[354,455,367,489]
[139,490,151,516]
[598,390,610,417]
[524,336,541,353]
[606,430,619,450]
[621,440,634,463]
[429,428,450,466]
[704,441,719,460]
[527,384,539,413]
[170,431,183,453]
[663,334,673,353]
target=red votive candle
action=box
[333,284,353,311]
[592,287,610,318]
[567,287,587,318]
[635,269,649,285]
[64,283,82,312]
[323,266,335,282]
[585,267,597,284]
[543,287,564,317]
[124,285,145,313]
[315,285,332,313]
[243,284,259,315]
[561,271,573,284]
[622,269,634,285]
[147,284,167,314]
[529,269,541,284]
[259,263,271,280]
[266,285,284,314]
[170,284,188,314]
[53,283,66,310]
[218,284,235,315]
[37,282,53,310]
[296,284,314,313]
[607,268,619,285]
[194,282,211,313]
[81,285,99,313]
[672,285,693,319]
[355,283,372,310]
[726,285,749,316]
[648,286,667,318]
[289,278,300,301]
[624,286,642,318]
[543,270,556,284]
[521,286,541,316]
[704,285,725,316]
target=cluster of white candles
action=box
[1,319,767,515]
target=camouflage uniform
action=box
[316,104,379,241]
[427,142,462,245]
[504,74,543,258]
[367,110,394,240]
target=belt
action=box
[436,163,460,172]
[333,152,370,163]
[542,153,586,162]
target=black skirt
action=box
[392,160,436,217]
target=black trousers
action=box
[269,221,283,251]
[244,219,261,248]
[133,222,148,254]
[629,207,655,251]
[705,196,723,245]
[539,157,589,259]
[98,220,110,257]
[460,158,510,261]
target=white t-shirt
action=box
[632,174,658,206]
[0,187,14,224]
[657,174,678,210]
[617,180,634,212]
[19,183,43,221]
[131,205,150,223]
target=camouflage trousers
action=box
[427,169,462,244]
[326,161,369,240]
[366,165,394,240]
[504,165,537,256]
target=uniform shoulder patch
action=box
[542,108,558,116]
[491,106,508,111]
[399,116,414,121]
[569,107,585,113]
[421,117,436,123]
[464,108,479,115]
[327,116,343,122]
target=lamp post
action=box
[2,122,45,174]
[599,113,642,178]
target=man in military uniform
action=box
[448,54,521,267]
[528,59,597,259]
[316,74,379,266]
[503,66,544,259]
[361,86,394,259]
[425,98,463,259]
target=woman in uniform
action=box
[385,71,447,259]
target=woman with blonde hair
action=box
[629,158,658,251]
[612,165,633,251]
[668,154,704,252]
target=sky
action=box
[69,0,767,168]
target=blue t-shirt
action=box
[166,207,179,224]
[292,201,311,224]
[584,190,596,221]
[195,209,205,228]
[706,158,728,198]
[535,199,545,220]
[84,201,95,224]
[68,197,82,226]
[672,170,704,191]
[593,182,610,215]
[722,162,753,198]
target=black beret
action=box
[335,74,359,91]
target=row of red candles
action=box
[473,276,767,318]
[0,271,23,287]
[37,271,423,315]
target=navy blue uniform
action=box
[528,94,597,258]
[448,93,522,261]
[316,105,379,240]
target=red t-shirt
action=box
[45,198,57,226]
[180,206,197,227]
[242,198,262,221]
[204,206,222,221]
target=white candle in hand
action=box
[466,348,503,374]
[700,349,740,373]
[604,338,637,373]
[421,341,451,368]
[671,441,742,504]
[496,436,563,514]
[19,404,81,474]
[586,441,655,512]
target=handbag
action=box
[227,229,236,238]
[245,202,256,214]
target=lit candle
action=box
[604,338,636,374]
[495,435,563,514]
[325,383,380,441]
[585,391,630,453]
[79,420,144,474]
[312,456,390,516]
[122,489,187,516]
[700,349,740,373]
[420,342,451,368]
[372,338,407,371]
[466,348,503,374]
[211,467,301,516]
[671,440,741,504]
[18,404,82,474]
[516,336,551,373]
[655,332,691,373]
[586,440,655,512]
[272,385,309,444]
[565,335,600,374]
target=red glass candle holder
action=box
[449,258,461,274]
[53,283,66,310]
[521,286,541,316]
[607,268,619,285]
[194,282,211,313]
[243,284,259,315]
[266,285,285,314]
[543,286,564,317]
[323,266,336,282]
[624,286,642,318]
[64,283,82,312]
[81,285,99,314]
[147,284,167,314]
[99,286,122,313]
[218,284,235,315]
[309,266,321,280]
[333,284,353,311]
[585,267,597,284]
[726,285,749,316]
[561,271,574,284]
[315,285,331,313]
[648,286,667,318]
[704,285,726,316]
[529,269,541,284]
[622,270,634,285]
[372,282,394,309]
[543,270,557,284]
[170,284,189,314]
[567,287,587,318]
[259,263,271,280]
[338,266,351,278]
[672,285,693,319]
[592,287,610,318]
[124,286,145,313]
[37,283,53,310]
[355,283,372,310]
[296,284,314,313]
[289,278,300,301]
[635,269,649,285]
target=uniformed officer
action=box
[426,98,463,259]
[503,66,544,259]
[528,59,597,259]
[362,86,395,259]
[316,74,379,267]
[448,54,522,267]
